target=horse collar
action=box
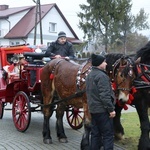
[136,64,150,82]
[76,64,91,91]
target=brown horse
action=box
[40,58,90,144]
[40,54,136,145]
[113,42,150,150]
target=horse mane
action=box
[121,57,135,78]
[105,53,136,79]
[135,41,150,63]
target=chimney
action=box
[0,5,9,11]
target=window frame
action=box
[49,22,57,33]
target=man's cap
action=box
[58,31,66,39]
[91,53,105,66]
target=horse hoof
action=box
[59,138,68,143]
[43,139,52,144]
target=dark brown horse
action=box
[113,42,150,150]
[40,54,136,145]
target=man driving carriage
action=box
[45,31,75,60]
[28,31,75,86]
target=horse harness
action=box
[42,59,91,107]
[134,63,150,89]
[76,62,91,92]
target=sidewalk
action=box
[0,104,126,150]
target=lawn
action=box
[115,112,141,150]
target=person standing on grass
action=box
[85,53,116,150]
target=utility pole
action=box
[38,0,43,44]
[33,0,43,45]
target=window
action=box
[49,22,57,32]
[10,42,14,45]
[16,42,20,45]
[10,42,20,46]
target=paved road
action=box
[0,104,125,150]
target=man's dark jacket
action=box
[45,41,75,59]
[85,67,116,114]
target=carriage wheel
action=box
[12,91,31,132]
[66,105,84,130]
[0,101,4,119]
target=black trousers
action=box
[90,112,114,150]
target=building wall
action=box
[27,7,75,46]
[0,6,76,46]
[0,9,30,46]
[0,10,29,37]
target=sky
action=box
[0,0,150,40]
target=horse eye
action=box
[120,73,123,77]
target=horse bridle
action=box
[113,57,135,91]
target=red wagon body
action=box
[0,45,34,102]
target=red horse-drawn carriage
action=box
[0,44,84,132]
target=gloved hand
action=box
[65,56,70,61]
[54,55,61,58]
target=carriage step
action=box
[31,100,41,104]
[29,95,41,104]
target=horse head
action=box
[113,56,139,106]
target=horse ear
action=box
[135,57,141,64]
[120,57,126,66]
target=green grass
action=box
[115,112,141,150]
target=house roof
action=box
[0,3,82,43]
[0,6,34,18]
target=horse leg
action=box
[56,104,68,143]
[114,104,124,140]
[134,96,150,150]
[43,114,52,144]
[42,82,54,144]
[81,103,91,150]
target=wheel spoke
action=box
[12,91,31,132]
[66,106,84,130]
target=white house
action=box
[0,4,82,46]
